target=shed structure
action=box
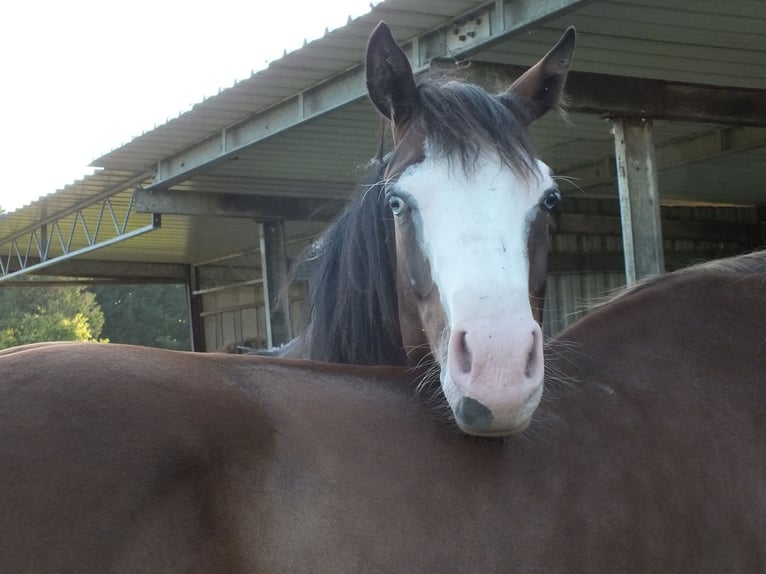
[1,0,765,350]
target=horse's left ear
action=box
[366,22,418,128]
[506,27,576,122]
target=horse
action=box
[1,250,764,572]
[272,22,577,436]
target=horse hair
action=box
[413,78,537,176]
[296,159,405,365]
[294,77,540,365]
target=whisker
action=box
[552,173,585,194]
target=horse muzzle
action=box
[442,317,545,436]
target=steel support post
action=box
[259,221,292,347]
[186,264,207,352]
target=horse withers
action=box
[279,23,576,436]
[1,251,764,572]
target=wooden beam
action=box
[134,189,340,221]
[614,118,665,283]
[432,61,766,127]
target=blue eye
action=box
[388,194,407,215]
[541,188,561,211]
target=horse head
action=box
[366,23,575,436]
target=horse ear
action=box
[507,27,576,122]
[366,22,418,127]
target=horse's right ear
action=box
[506,27,576,122]
[366,22,418,128]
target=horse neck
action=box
[297,162,407,366]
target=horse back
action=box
[0,343,425,573]
[0,343,275,573]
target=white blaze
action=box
[394,147,554,435]
[395,151,551,324]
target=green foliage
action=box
[0,282,190,351]
[91,284,190,350]
[0,285,105,349]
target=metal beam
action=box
[22,259,187,282]
[434,63,766,127]
[141,0,590,192]
[146,69,368,191]
[0,172,159,282]
[416,0,591,68]
[134,189,340,221]
[0,190,160,283]
[0,219,159,283]
[192,278,263,297]
[614,118,665,283]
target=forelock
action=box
[413,78,537,176]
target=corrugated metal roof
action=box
[91,0,489,173]
[1,0,765,277]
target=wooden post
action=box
[613,117,665,284]
[186,264,206,352]
[259,220,292,347]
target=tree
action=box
[90,284,190,350]
[0,285,105,349]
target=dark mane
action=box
[414,78,538,175]
[296,158,406,365]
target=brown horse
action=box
[1,250,764,572]
[274,22,576,436]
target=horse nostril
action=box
[454,330,472,374]
[524,329,541,378]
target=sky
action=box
[0,0,378,212]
